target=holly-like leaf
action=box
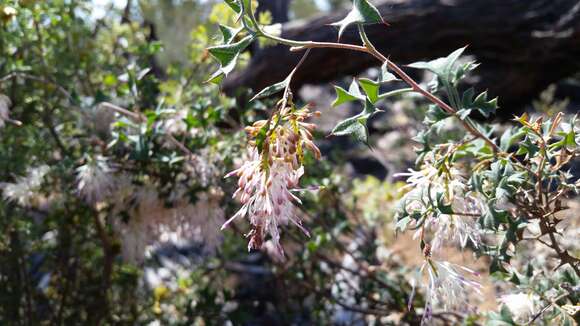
[224,0,242,14]
[208,35,253,68]
[331,116,368,143]
[481,205,509,231]
[408,47,467,85]
[358,78,380,103]
[563,130,577,150]
[500,127,521,152]
[461,88,498,118]
[207,35,254,84]
[250,77,289,102]
[515,137,540,157]
[347,79,364,98]
[332,79,364,107]
[224,0,253,20]
[379,61,398,83]
[218,24,243,44]
[454,60,479,83]
[425,104,450,124]
[335,72,395,106]
[456,108,472,120]
[332,86,359,107]
[331,0,385,39]
[331,98,380,144]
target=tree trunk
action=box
[224,0,580,113]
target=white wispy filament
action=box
[411,258,482,325]
[396,165,485,253]
[76,156,115,205]
[1,165,50,207]
[499,292,537,323]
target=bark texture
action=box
[224,0,580,111]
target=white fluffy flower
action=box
[429,214,480,252]
[411,258,482,324]
[2,165,50,207]
[499,292,537,323]
[76,156,115,204]
[397,165,466,196]
[429,193,484,251]
[397,166,485,253]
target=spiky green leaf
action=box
[224,0,242,14]
[331,98,380,144]
[218,25,243,44]
[332,79,365,107]
[358,78,380,103]
[462,88,498,118]
[331,0,385,39]
[207,35,253,84]
[379,61,398,83]
[250,78,289,102]
[408,47,467,85]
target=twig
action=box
[527,291,573,325]
[0,71,74,103]
[261,28,502,154]
[98,101,200,165]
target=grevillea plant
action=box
[210,0,580,324]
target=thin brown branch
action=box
[0,71,74,103]
[527,291,573,325]
[287,31,501,153]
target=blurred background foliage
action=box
[0,0,578,325]
[0,1,413,324]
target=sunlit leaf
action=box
[224,0,242,14]
[332,79,364,107]
[206,35,254,84]
[218,24,243,44]
[358,78,380,104]
[331,0,386,39]
[250,77,289,102]
[331,116,368,143]
[331,98,380,144]
[408,47,467,85]
[379,61,398,83]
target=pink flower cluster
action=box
[222,106,320,259]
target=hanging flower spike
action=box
[222,105,320,259]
